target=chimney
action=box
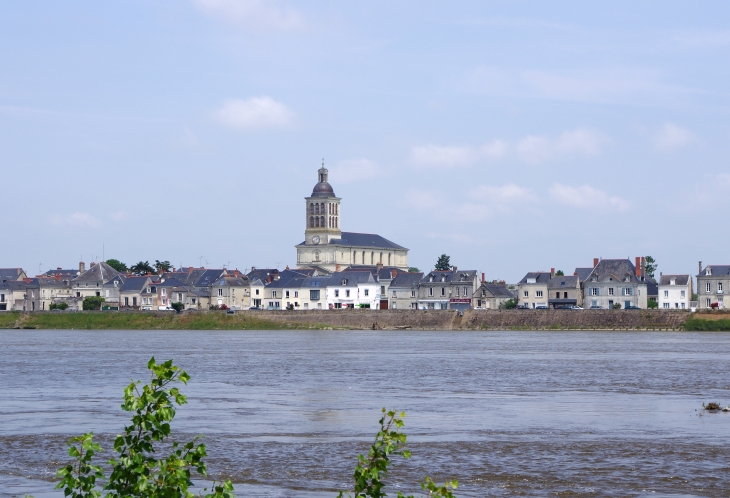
[90,261,96,268]
[55,273,60,280]
[274,274,280,281]
[188,267,193,274]
[57,267,62,271]
[285,265,290,270]
[336,264,341,271]
[451,266,457,272]
[550,268,555,276]
[391,269,397,278]
[481,272,485,283]
[79,261,85,273]
[699,261,702,274]
[251,266,256,271]
[635,257,641,277]
[593,258,599,268]
[267,275,271,283]
[376,262,383,270]
[234,269,239,276]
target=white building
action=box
[658,274,693,310]
[326,271,380,309]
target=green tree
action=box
[338,408,457,498]
[56,358,234,498]
[612,302,622,310]
[555,270,564,276]
[130,261,155,275]
[171,302,184,313]
[644,256,657,279]
[435,254,451,271]
[82,296,105,311]
[647,299,658,309]
[154,260,173,274]
[500,298,517,310]
[49,302,69,311]
[407,267,420,273]
[105,259,128,272]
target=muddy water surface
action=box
[0,330,728,497]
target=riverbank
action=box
[3,309,730,330]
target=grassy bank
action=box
[1,311,325,330]
[0,311,20,328]
[683,317,730,331]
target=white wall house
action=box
[658,274,692,310]
[326,271,380,309]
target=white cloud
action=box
[49,212,102,229]
[654,122,699,152]
[517,129,603,164]
[465,66,689,106]
[409,145,477,168]
[409,140,507,168]
[468,184,536,206]
[329,158,383,183]
[549,183,630,212]
[191,0,303,31]
[215,97,293,129]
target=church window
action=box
[309,216,314,228]
[315,204,319,215]
[320,216,325,227]
[320,203,324,214]
[309,203,314,214]
[314,251,320,262]
[315,217,319,227]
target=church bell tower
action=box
[304,163,341,246]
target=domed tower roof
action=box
[311,165,335,198]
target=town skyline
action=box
[2,1,729,282]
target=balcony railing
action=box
[717,290,725,294]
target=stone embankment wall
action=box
[246,309,692,330]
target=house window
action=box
[681,303,685,308]
[563,292,568,299]
[706,298,711,307]
[392,291,397,297]
[411,290,415,298]
[294,291,298,298]
[536,290,543,298]
[591,300,597,307]
[178,293,182,301]
[286,291,290,298]
[133,297,137,306]
[218,288,223,296]
[335,290,339,297]
[441,287,445,296]
[463,287,468,296]
[663,303,670,309]
[719,283,724,292]
[664,290,669,298]
[256,289,260,295]
[365,289,369,297]
[346,290,350,297]
[609,288,614,295]
[624,288,633,296]
[392,302,397,309]
[456,287,460,296]
[429,288,433,296]
[591,288,599,296]
[706,282,711,292]
[556,292,560,299]
[523,290,528,297]
[273,291,277,298]
[681,290,685,298]
[124,297,129,306]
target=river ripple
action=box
[0,330,728,497]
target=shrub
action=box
[219,304,229,310]
[49,302,69,311]
[500,298,517,310]
[82,296,105,311]
[612,303,622,310]
[170,302,184,313]
[56,358,234,497]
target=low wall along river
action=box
[3,308,725,330]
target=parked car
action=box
[516,304,530,309]
[158,306,174,311]
[226,309,235,314]
[535,304,548,309]
[249,306,262,310]
[589,306,602,309]
[625,305,641,310]
[569,305,584,310]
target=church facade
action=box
[295,166,409,272]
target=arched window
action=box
[309,216,314,227]
[320,216,325,227]
[320,203,324,215]
[309,203,314,214]
[314,251,320,262]
[315,204,319,215]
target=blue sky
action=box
[1,1,728,281]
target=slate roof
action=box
[120,276,150,292]
[330,271,377,285]
[0,280,29,292]
[343,266,402,280]
[698,265,730,277]
[305,232,407,250]
[0,268,25,281]
[157,277,187,288]
[659,274,691,285]
[42,269,79,278]
[246,268,279,282]
[485,284,516,298]
[585,259,643,284]
[191,269,226,287]
[389,272,424,288]
[548,275,579,289]
[72,262,119,283]
[422,270,478,284]
[574,267,593,282]
[518,272,552,285]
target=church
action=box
[295,165,409,272]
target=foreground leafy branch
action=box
[56,357,233,498]
[338,408,458,498]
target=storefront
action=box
[449,298,471,311]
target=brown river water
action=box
[0,329,728,497]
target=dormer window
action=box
[670,278,676,285]
[707,268,712,275]
[342,278,347,285]
[429,276,433,282]
[441,275,446,282]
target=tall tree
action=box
[644,256,657,279]
[408,267,420,273]
[105,259,127,272]
[154,260,172,274]
[555,270,564,276]
[130,261,155,275]
[435,254,451,271]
